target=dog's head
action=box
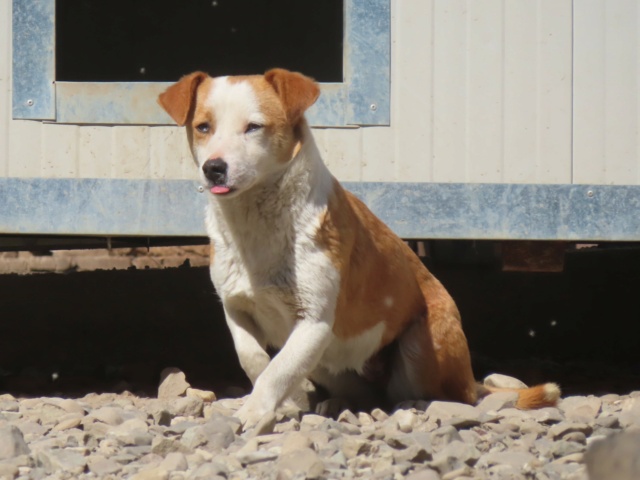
[158,69,320,198]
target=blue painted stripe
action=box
[1,179,639,241]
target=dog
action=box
[158,68,560,431]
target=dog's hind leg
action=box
[386,312,477,406]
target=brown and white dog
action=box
[158,69,560,431]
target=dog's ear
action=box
[264,69,320,125]
[158,72,208,126]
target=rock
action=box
[158,367,191,400]
[89,406,125,425]
[236,448,278,465]
[441,466,474,480]
[186,388,216,403]
[430,441,480,475]
[0,426,30,460]
[595,415,620,429]
[189,461,229,479]
[151,437,192,456]
[529,407,564,424]
[0,461,19,478]
[405,467,441,480]
[425,402,482,428]
[619,397,640,428]
[87,455,123,476]
[477,451,538,469]
[281,432,314,454]
[53,415,83,432]
[559,396,602,422]
[549,440,585,458]
[159,452,188,472]
[430,426,463,449]
[36,449,87,475]
[130,466,169,480]
[301,414,327,428]
[392,444,431,464]
[180,418,235,451]
[371,408,389,422]
[548,422,593,439]
[108,418,153,446]
[341,436,370,459]
[483,374,528,390]
[563,431,587,444]
[387,432,432,456]
[586,431,640,480]
[552,452,584,464]
[477,392,519,414]
[337,409,360,426]
[35,402,67,425]
[277,447,325,478]
[391,409,420,433]
[57,398,85,414]
[171,396,204,417]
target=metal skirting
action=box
[1,179,639,241]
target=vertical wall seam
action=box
[570,0,575,184]
[429,0,435,182]
[464,0,470,182]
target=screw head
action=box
[197,185,205,193]
[26,99,34,107]
[370,103,378,112]
[587,190,594,198]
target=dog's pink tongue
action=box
[211,186,230,194]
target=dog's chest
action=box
[208,206,303,346]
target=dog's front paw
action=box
[234,400,277,437]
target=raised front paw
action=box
[234,400,277,437]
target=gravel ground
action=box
[1,369,639,480]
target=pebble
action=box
[0,426,30,460]
[1,370,638,479]
[158,367,191,400]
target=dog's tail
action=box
[477,382,561,410]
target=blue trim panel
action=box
[12,0,56,120]
[54,82,349,127]
[1,179,639,241]
[345,0,391,125]
[12,0,391,126]
[1,178,205,237]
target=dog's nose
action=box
[202,158,228,184]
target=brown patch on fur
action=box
[316,179,478,404]
[158,72,209,126]
[316,180,424,343]
[264,68,320,126]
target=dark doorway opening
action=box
[56,0,344,83]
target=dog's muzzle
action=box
[202,158,228,185]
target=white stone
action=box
[483,373,528,390]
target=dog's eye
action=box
[245,123,263,134]
[195,123,210,134]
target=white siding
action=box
[573,0,640,185]
[1,0,636,186]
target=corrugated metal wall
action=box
[573,0,640,185]
[1,0,638,185]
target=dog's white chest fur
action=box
[206,202,298,348]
